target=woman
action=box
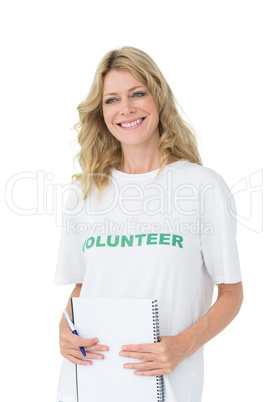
[55,46,243,401]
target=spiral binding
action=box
[152,300,165,402]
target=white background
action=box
[1,0,267,401]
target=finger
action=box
[66,333,100,348]
[134,367,172,376]
[65,354,93,366]
[61,342,108,358]
[84,344,109,352]
[67,348,106,360]
[85,352,106,360]
[119,350,157,361]
[123,361,160,370]
[121,343,159,353]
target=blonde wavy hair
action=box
[71,46,202,202]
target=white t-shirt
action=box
[55,160,242,402]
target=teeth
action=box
[120,118,143,128]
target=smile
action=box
[117,117,146,129]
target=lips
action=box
[116,117,146,129]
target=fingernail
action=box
[97,355,103,359]
[101,346,108,351]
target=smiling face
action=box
[102,70,160,150]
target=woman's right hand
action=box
[59,316,109,365]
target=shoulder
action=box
[176,160,231,189]
[176,160,225,180]
[172,160,234,207]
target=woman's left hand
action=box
[119,331,196,376]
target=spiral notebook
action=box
[71,298,165,402]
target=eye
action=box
[132,91,146,98]
[104,98,117,105]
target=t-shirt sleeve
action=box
[54,180,87,285]
[200,171,242,285]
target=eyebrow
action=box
[103,85,145,98]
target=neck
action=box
[118,143,161,174]
[117,152,179,175]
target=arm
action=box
[59,284,109,365]
[185,281,243,355]
[120,282,243,376]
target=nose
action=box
[120,98,136,115]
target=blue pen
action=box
[63,309,87,357]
